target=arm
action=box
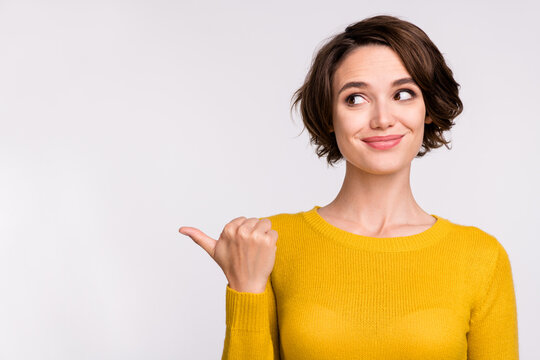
[221,276,280,360]
[467,243,519,359]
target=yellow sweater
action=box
[221,205,519,360]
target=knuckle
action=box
[229,216,246,225]
[237,225,251,239]
[251,230,266,243]
[223,224,234,238]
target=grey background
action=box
[1,0,538,359]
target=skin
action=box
[317,44,437,237]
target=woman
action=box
[179,14,519,360]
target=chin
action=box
[348,157,409,175]
[365,165,406,175]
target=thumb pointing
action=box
[179,226,217,258]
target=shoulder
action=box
[439,218,517,308]
[257,209,307,266]
[442,217,510,275]
[257,208,308,255]
[258,209,305,232]
[447,217,504,248]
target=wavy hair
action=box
[290,15,463,167]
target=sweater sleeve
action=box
[467,243,519,359]
[221,276,280,360]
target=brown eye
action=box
[395,89,416,101]
[346,94,366,106]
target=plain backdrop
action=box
[0,0,539,359]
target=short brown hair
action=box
[290,14,463,167]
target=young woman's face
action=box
[332,44,432,175]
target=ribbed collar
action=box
[301,205,452,252]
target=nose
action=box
[370,99,395,129]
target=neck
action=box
[326,160,429,226]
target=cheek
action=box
[402,107,427,131]
[333,107,365,134]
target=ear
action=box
[425,115,433,124]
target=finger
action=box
[227,216,263,234]
[253,218,272,233]
[239,217,260,230]
[228,216,248,225]
[179,226,217,257]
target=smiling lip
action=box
[362,134,404,150]
[362,134,404,142]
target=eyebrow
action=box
[337,77,418,96]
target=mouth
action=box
[362,134,404,150]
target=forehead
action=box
[333,45,411,88]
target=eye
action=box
[394,89,416,101]
[345,89,417,107]
[345,94,366,106]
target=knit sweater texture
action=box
[221,205,519,360]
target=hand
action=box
[179,217,278,293]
